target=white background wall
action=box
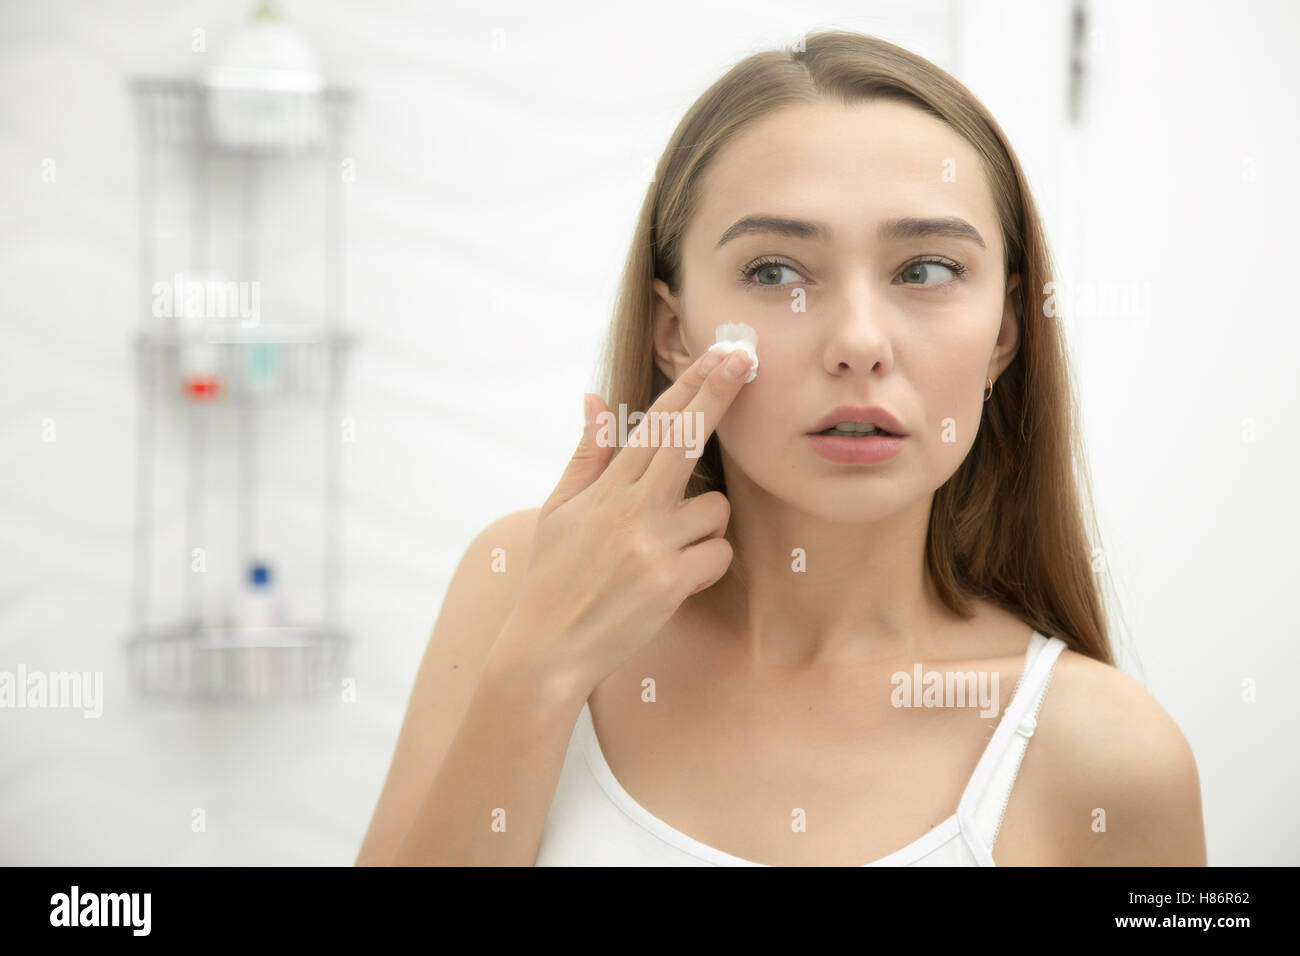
[0,0,1295,865]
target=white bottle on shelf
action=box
[174,275,224,401]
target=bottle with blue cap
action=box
[242,559,283,628]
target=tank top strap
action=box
[956,631,1068,859]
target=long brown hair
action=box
[595,30,1120,666]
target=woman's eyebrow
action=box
[881,215,986,249]
[715,214,986,250]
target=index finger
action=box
[604,346,745,485]
[638,346,753,494]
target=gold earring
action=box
[983,377,994,402]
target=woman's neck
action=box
[705,478,956,673]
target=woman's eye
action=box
[744,262,802,286]
[898,260,959,285]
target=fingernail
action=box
[583,394,592,426]
[701,349,724,373]
[723,350,751,381]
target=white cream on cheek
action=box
[705,322,759,383]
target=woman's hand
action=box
[492,346,754,698]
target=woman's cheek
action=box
[925,381,983,477]
[713,385,760,457]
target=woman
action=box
[357,30,1206,866]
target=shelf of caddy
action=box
[128,621,349,702]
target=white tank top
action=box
[535,631,1067,866]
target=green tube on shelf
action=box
[243,342,277,389]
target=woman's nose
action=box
[821,285,895,375]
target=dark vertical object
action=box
[1068,0,1090,126]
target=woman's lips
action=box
[807,432,905,464]
[807,405,907,436]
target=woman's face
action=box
[652,98,1021,521]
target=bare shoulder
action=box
[428,506,543,649]
[353,506,541,865]
[1027,644,1207,865]
[468,507,542,587]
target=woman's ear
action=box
[651,278,693,381]
[990,271,1022,381]
[1003,271,1022,325]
